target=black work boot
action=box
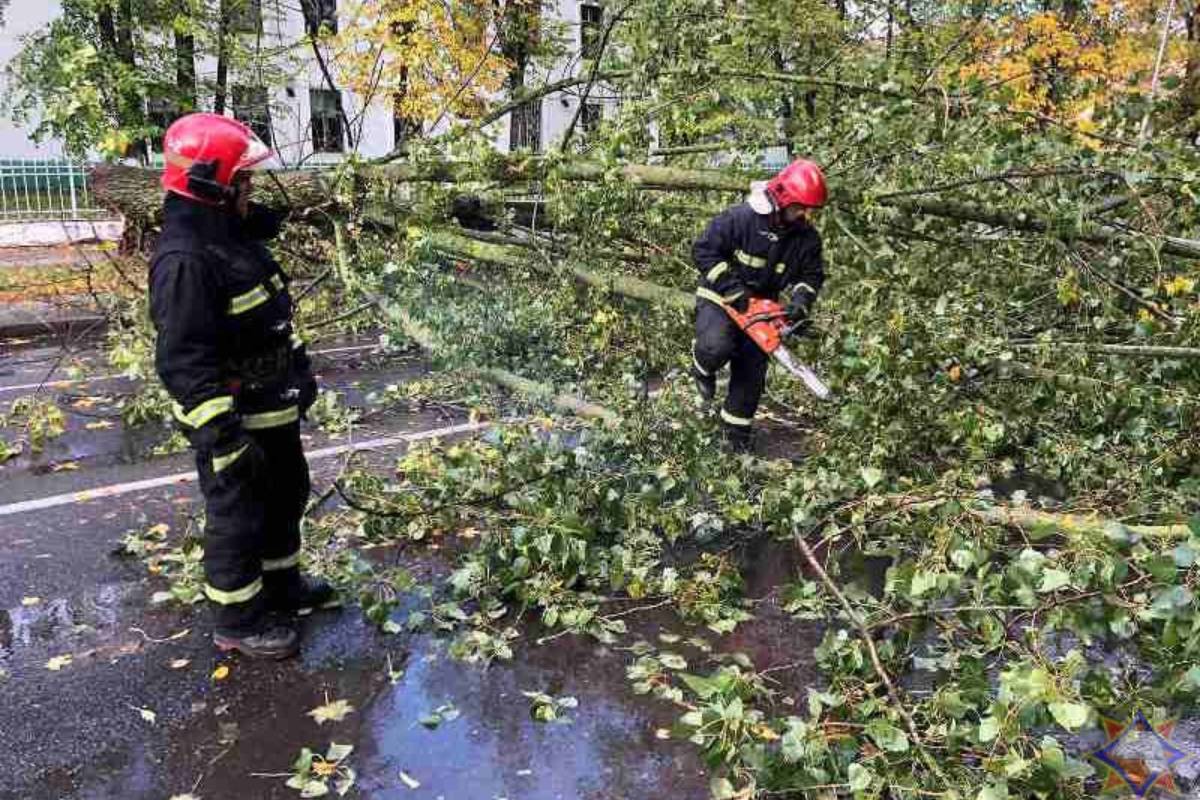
[264,569,338,613]
[214,623,300,659]
[721,423,754,454]
[692,366,717,404]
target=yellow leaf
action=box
[211,665,230,681]
[20,596,40,606]
[46,654,73,671]
[307,697,356,725]
[753,724,781,741]
[85,420,114,430]
[50,461,80,472]
[146,523,170,537]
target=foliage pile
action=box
[62,0,1200,797]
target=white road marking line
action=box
[0,374,125,395]
[0,344,384,396]
[0,420,489,517]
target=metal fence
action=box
[0,160,109,222]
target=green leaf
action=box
[1048,701,1090,731]
[293,747,315,774]
[860,466,883,489]
[1037,568,1071,593]
[848,762,874,791]
[978,715,1000,742]
[1179,665,1200,692]
[910,570,937,597]
[865,719,909,752]
[679,672,720,699]
[659,652,687,670]
[977,782,1008,800]
[300,780,330,798]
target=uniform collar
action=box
[162,193,240,240]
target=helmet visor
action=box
[234,134,281,173]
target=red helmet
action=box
[161,112,275,204]
[748,158,828,214]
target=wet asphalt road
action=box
[0,334,717,800]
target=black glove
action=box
[297,376,318,419]
[209,430,266,485]
[243,202,289,241]
[786,290,814,324]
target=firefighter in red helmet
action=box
[691,158,828,451]
[149,112,334,659]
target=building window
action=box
[309,88,344,153]
[581,102,603,135]
[233,86,272,146]
[228,0,262,33]
[580,3,603,59]
[509,100,541,152]
[301,0,337,34]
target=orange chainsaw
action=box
[724,298,831,400]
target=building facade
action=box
[0,0,615,164]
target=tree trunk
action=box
[112,0,146,162]
[214,0,230,114]
[1181,9,1200,137]
[89,161,1200,261]
[175,11,197,112]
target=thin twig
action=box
[792,530,949,783]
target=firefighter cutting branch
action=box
[149,113,335,659]
[691,158,828,451]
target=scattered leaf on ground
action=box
[399,771,420,789]
[85,420,114,430]
[169,658,190,669]
[46,654,72,671]
[50,461,80,472]
[308,698,355,725]
[419,703,460,728]
[20,596,40,606]
[130,705,156,724]
[211,664,230,681]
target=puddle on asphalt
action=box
[356,633,707,799]
[0,582,136,668]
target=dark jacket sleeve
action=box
[149,253,239,447]
[788,234,825,301]
[692,209,743,296]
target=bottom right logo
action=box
[1090,710,1191,797]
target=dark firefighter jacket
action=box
[149,194,311,455]
[692,203,825,310]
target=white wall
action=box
[0,0,69,158]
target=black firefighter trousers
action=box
[693,298,769,438]
[195,418,310,632]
